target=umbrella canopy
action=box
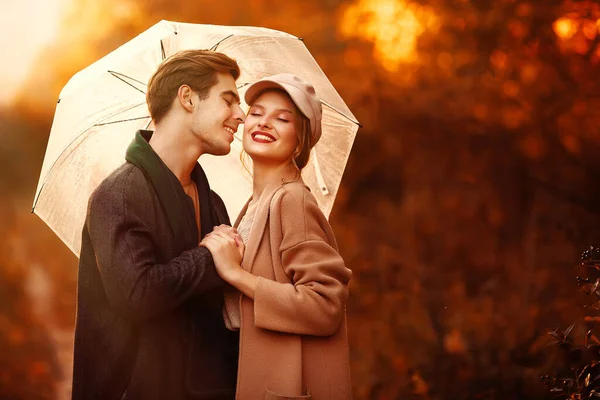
[32,20,360,257]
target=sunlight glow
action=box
[340,0,439,71]
[553,17,578,40]
[0,0,70,106]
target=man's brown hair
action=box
[146,50,241,123]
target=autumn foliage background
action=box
[2,0,600,398]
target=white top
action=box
[223,200,259,331]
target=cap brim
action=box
[245,80,314,123]
[244,80,288,107]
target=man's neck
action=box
[149,120,203,185]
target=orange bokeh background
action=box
[2,0,600,398]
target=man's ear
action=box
[178,85,194,112]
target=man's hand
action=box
[209,224,238,240]
[201,224,244,261]
[200,230,244,283]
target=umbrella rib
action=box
[33,102,149,210]
[94,102,148,125]
[210,34,234,51]
[321,100,362,127]
[96,116,151,126]
[109,71,147,86]
[160,26,181,60]
[108,71,147,94]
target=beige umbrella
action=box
[32,20,360,257]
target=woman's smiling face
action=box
[243,90,302,166]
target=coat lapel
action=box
[237,183,285,274]
[192,164,218,239]
[233,200,250,229]
[125,130,199,245]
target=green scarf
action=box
[125,130,217,243]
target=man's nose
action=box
[234,104,246,123]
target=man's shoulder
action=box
[209,189,227,206]
[91,162,149,202]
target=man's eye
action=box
[250,113,262,117]
[224,98,232,106]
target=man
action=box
[72,50,246,400]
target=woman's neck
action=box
[251,161,298,202]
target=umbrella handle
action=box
[311,148,329,196]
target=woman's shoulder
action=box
[281,179,309,193]
[272,180,334,246]
[276,180,320,212]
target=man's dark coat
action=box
[72,131,238,399]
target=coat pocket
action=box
[264,388,312,400]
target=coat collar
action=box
[234,180,306,273]
[125,130,217,243]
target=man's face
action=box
[190,72,246,156]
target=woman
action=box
[201,73,352,400]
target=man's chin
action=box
[210,144,231,156]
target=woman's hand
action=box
[201,224,245,260]
[200,225,257,299]
[200,229,244,283]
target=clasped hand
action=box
[199,224,245,282]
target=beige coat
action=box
[233,181,353,400]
